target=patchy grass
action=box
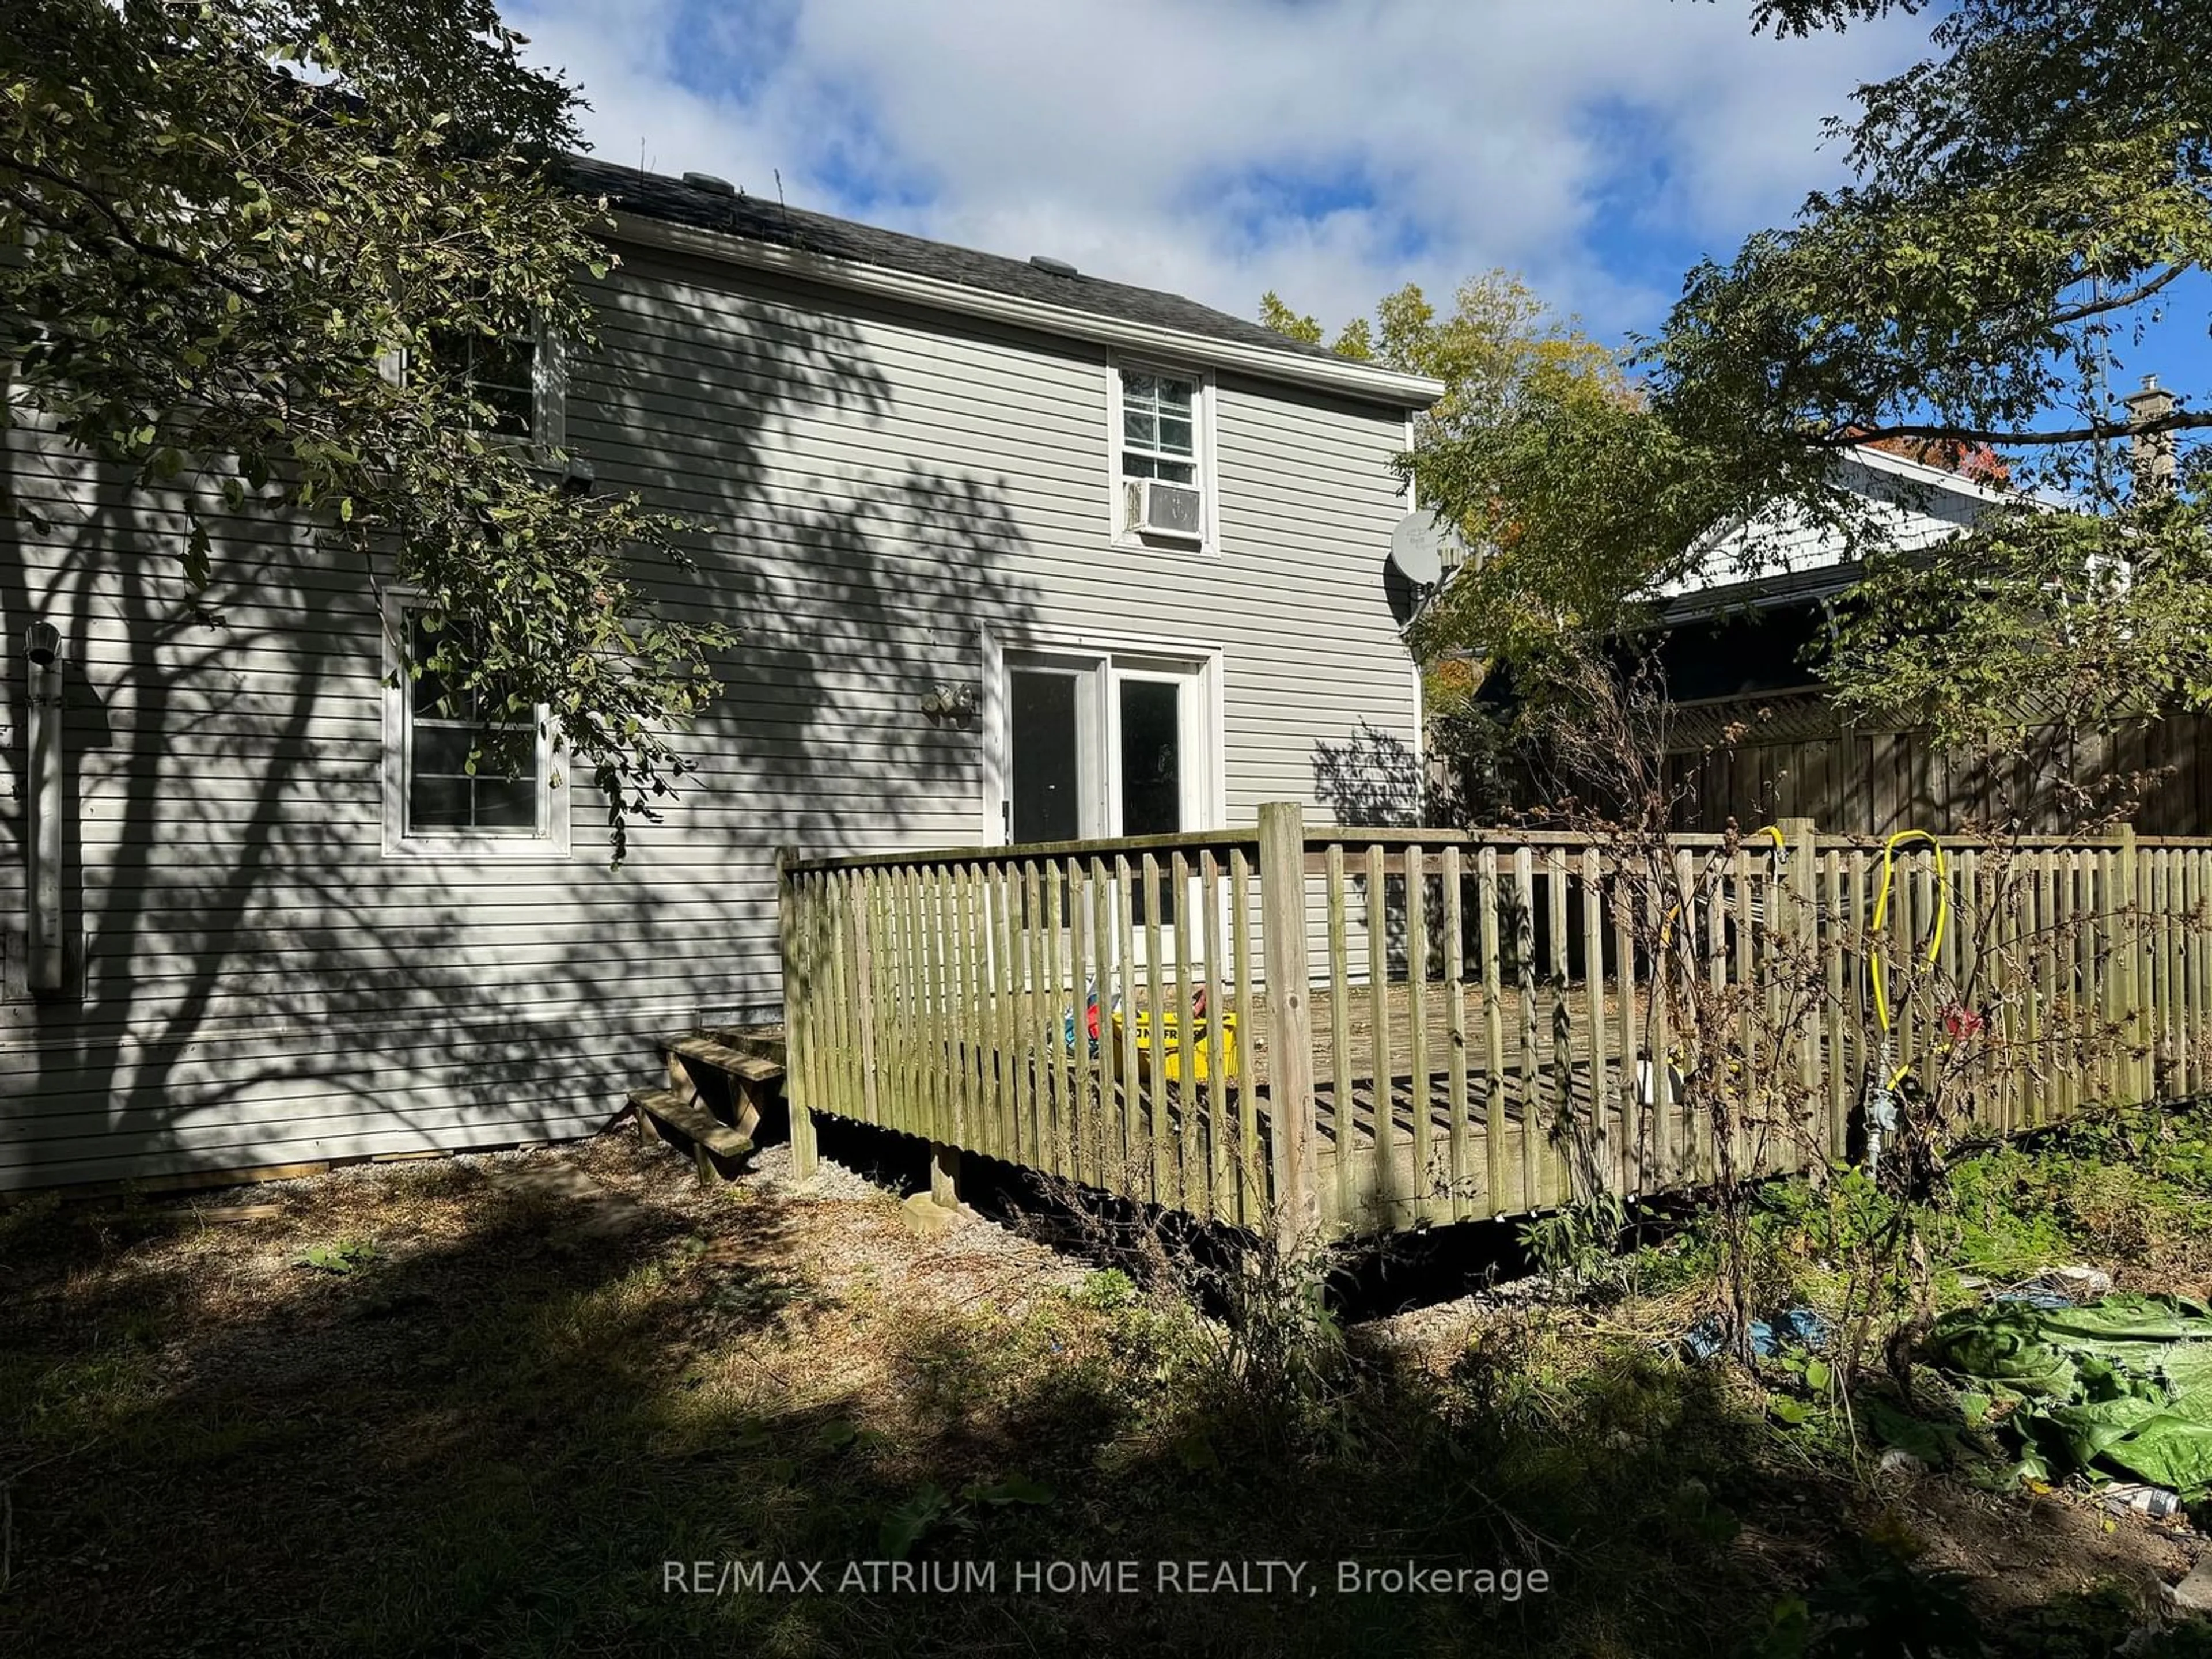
[2,1123,2211,1657]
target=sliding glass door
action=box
[999,646,1213,952]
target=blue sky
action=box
[507,0,2206,415]
[507,0,1926,341]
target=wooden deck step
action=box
[659,1032,782,1142]
[704,1025,788,1067]
[658,1033,783,1083]
[630,1089,754,1157]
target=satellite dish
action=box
[1388,512,1455,587]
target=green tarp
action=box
[1925,1293,2212,1496]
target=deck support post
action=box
[1257,802,1320,1249]
[929,1142,961,1209]
[801,1092,827,1185]
[779,846,821,1180]
[789,1085,821,1180]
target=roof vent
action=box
[682,171,737,196]
[1029,255,1079,278]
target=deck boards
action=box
[781,821,2192,1238]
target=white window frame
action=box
[383,325,566,449]
[530,327,569,449]
[380,588,570,860]
[1106,353,1219,558]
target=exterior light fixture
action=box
[920,682,979,720]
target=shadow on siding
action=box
[0,281,1048,1187]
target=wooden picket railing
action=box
[779,805,2212,1242]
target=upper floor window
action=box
[396,322,566,448]
[1121,371,1196,486]
[381,593,569,858]
[432,328,539,441]
[1112,358,1215,553]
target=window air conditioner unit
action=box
[1128,478,1205,539]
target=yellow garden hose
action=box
[1868,829,1950,1090]
[1657,823,1789,957]
[1639,824,1952,1173]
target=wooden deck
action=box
[777,809,2212,1240]
[811,981,1866,1230]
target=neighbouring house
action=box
[1650,433,2212,836]
[1450,434,2212,838]
[0,159,1444,1192]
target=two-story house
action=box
[0,160,1444,1191]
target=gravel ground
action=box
[736,1139,890,1203]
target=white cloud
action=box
[510,0,1926,342]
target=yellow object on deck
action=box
[1110,1008,1240,1085]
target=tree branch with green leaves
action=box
[1384,2,2212,770]
[3,0,727,858]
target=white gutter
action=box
[1845,441,2042,508]
[608,211,1448,411]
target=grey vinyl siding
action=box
[0,239,1422,1190]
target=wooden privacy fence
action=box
[779,805,2212,1243]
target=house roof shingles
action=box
[566,155,1361,374]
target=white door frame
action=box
[1105,659,1205,840]
[980,625,1226,847]
[999,648,1111,843]
[982,626,1228,975]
